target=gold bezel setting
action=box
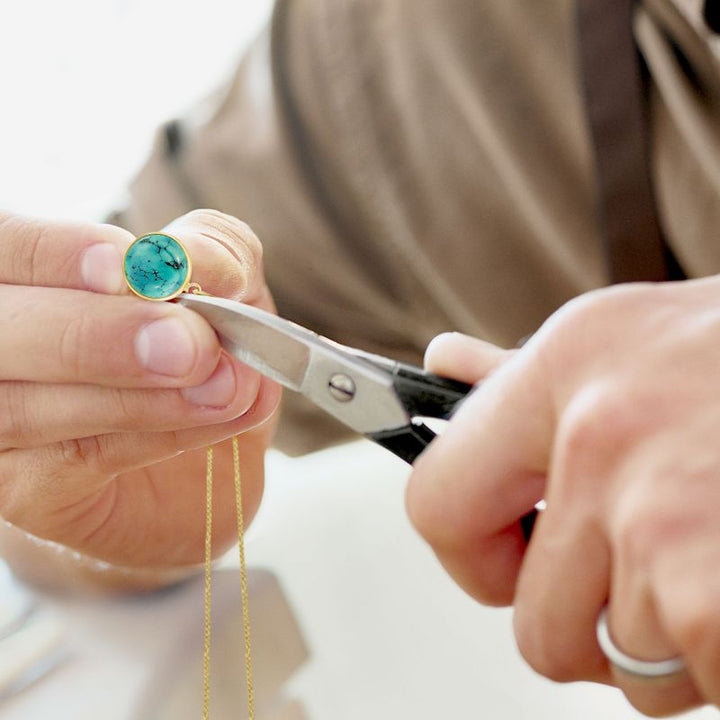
[123,232,193,302]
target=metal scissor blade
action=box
[178,293,411,434]
[177,294,313,391]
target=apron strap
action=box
[576,0,684,283]
[704,0,720,33]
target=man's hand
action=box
[0,209,280,590]
[408,279,720,715]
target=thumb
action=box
[162,209,272,308]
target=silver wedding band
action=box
[596,607,686,679]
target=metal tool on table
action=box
[178,294,537,538]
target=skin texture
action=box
[0,209,281,592]
[409,279,720,716]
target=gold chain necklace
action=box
[203,437,255,720]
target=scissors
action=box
[178,293,473,464]
[178,294,538,538]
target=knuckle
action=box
[558,388,608,461]
[22,224,43,287]
[2,215,47,286]
[537,283,661,371]
[109,388,142,431]
[549,282,657,333]
[513,609,584,683]
[58,436,109,476]
[553,383,629,492]
[58,313,91,380]
[30,224,58,284]
[0,384,34,448]
[554,376,661,494]
[570,382,634,442]
[537,288,607,351]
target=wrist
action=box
[0,521,202,595]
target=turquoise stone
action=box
[124,233,190,300]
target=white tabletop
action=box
[2,441,716,719]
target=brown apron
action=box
[577,0,686,283]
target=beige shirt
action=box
[113,0,720,453]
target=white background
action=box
[0,0,272,221]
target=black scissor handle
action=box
[363,362,471,466]
[361,362,473,463]
[367,421,438,465]
[390,363,474,420]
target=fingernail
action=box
[81,243,124,294]
[182,356,236,408]
[135,317,197,376]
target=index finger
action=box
[406,347,553,604]
[0,212,133,292]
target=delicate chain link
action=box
[203,446,214,720]
[203,439,255,720]
[233,435,255,719]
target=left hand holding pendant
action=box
[0,209,280,588]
